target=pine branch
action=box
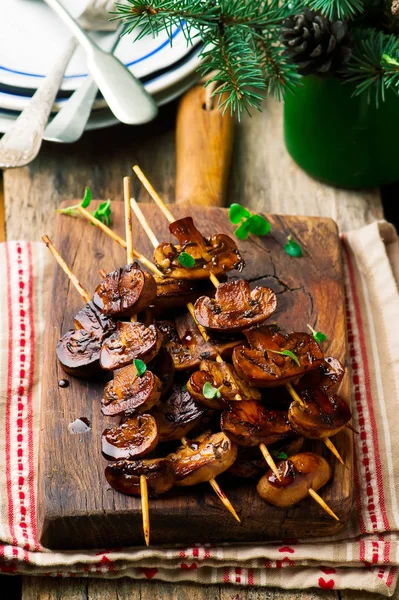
[112,0,300,115]
[304,0,364,20]
[345,29,399,105]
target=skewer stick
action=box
[125,177,151,542]
[285,382,345,465]
[124,176,135,265]
[76,205,163,277]
[140,473,150,546]
[133,165,175,224]
[259,443,282,481]
[308,488,339,521]
[42,235,91,303]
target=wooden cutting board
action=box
[38,202,352,550]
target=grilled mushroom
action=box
[296,357,345,394]
[194,279,277,333]
[105,457,175,496]
[100,321,161,371]
[93,263,157,319]
[147,346,175,397]
[151,384,206,442]
[153,276,213,312]
[102,414,159,460]
[228,437,304,479]
[74,301,116,337]
[221,400,294,447]
[288,388,351,439]
[187,359,260,410]
[233,326,324,387]
[256,452,332,508]
[56,328,104,379]
[157,313,239,372]
[101,365,162,416]
[154,217,244,280]
[170,431,237,486]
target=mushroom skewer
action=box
[78,200,242,522]
[133,167,345,467]
[123,176,150,547]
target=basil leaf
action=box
[202,382,221,399]
[234,219,252,240]
[229,203,250,224]
[247,214,270,236]
[271,450,288,459]
[307,324,327,343]
[284,236,302,258]
[178,251,195,268]
[134,359,147,376]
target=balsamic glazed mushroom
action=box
[187,359,260,410]
[101,364,162,416]
[153,276,214,312]
[93,262,157,319]
[105,457,175,497]
[228,437,304,479]
[296,357,345,394]
[256,452,332,508]
[102,414,159,460]
[151,384,206,442]
[233,326,325,387]
[154,217,244,280]
[220,400,294,447]
[170,431,238,487]
[57,301,116,378]
[157,313,240,372]
[194,279,277,333]
[147,346,176,397]
[288,388,352,439]
[100,321,161,371]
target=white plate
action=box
[0,0,196,92]
[0,69,201,135]
[0,43,203,112]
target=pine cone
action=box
[280,8,352,76]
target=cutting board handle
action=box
[175,84,234,207]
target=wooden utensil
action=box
[175,84,234,207]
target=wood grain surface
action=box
[2,98,387,599]
[39,201,351,550]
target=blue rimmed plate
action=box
[0,0,197,92]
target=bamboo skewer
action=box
[124,176,150,547]
[42,235,91,303]
[131,166,341,522]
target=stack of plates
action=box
[0,0,202,137]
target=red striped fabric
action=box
[0,227,397,597]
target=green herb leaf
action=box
[234,219,252,240]
[307,324,327,344]
[134,359,147,377]
[271,450,288,459]
[178,251,195,268]
[181,383,187,392]
[92,200,111,226]
[284,235,302,258]
[266,347,301,367]
[246,214,270,236]
[202,382,221,399]
[81,187,92,208]
[229,203,251,224]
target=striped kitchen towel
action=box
[0,220,397,596]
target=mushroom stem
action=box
[308,488,339,521]
[42,235,91,303]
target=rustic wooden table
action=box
[0,98,394,600]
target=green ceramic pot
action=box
[284,75,399,188]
